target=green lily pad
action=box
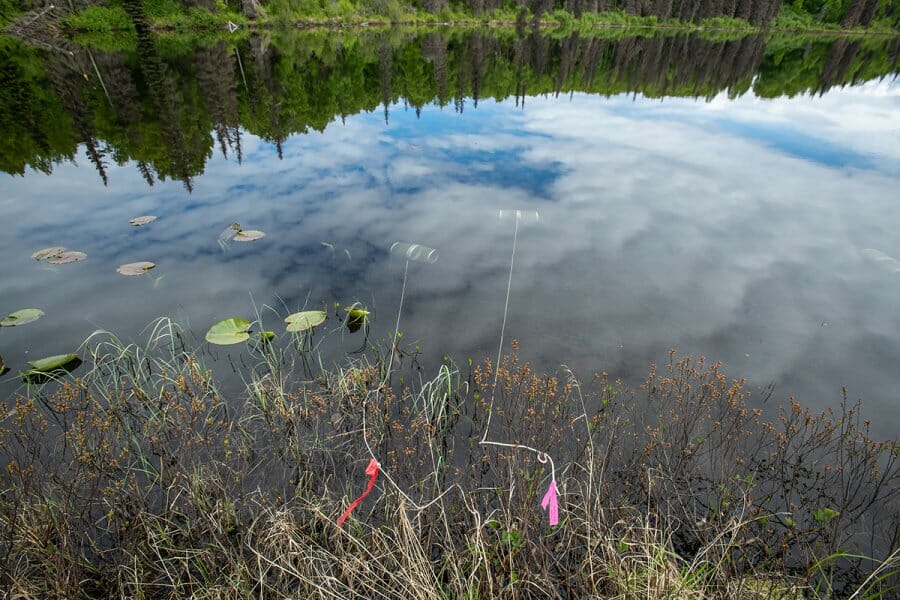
[1,308,44,327]
[259,331,276,343]
[205,318,251,345]
[21,353,82,383]
[48,251,86,265]
[32,247,65,261]
[344,307,370,320]
[129,215,157,226]
[285,310,327,333]
[344,306,370,333]
[234,229,266,242]
[27,354,80,371]
[116,261,156,276]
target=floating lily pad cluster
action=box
[204,309,333,346]
[14,215,277,374]
[32,247,86,264]
[0,307,82,381]
[7,214,166,381]
[117,215,159,276]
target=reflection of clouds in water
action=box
[1,84,899,437]
[507,89,899,436]
[663,78,900,169]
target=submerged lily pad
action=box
[0,308,44,327]
[32,247,65,261]
[116,261,156,276]
[21,353,82,383]
[285,310,327,333]
[234,229,266,242]
[218,223,242,242]
[48,251,86,265]
[205,318,251,345]
[129,215,157,226]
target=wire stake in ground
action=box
[481,209,562,527]
[337,458,380,526]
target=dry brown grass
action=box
[0,320,896,598]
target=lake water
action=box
[1,30,898,438]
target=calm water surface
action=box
[1,31,898,437]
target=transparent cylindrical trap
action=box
[498,209,539,222]
[390,242,439,264]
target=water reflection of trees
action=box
[1,31,896,186]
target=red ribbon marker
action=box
[337,458,380,527]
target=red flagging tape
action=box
[337,458,380,527]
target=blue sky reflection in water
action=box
[1,78,899,438]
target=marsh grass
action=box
[0,320,897,598]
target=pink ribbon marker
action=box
[541,479,559,526]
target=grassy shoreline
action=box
[1,318,897,597]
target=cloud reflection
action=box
[1,82,898,438]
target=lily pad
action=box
[259,331,276,343]
[218,223,241,242]
[116,261,156,276]
[285,310,327,333]
[21,353,82,383]
[0,308,44,327]
[344,306,370,333]
[32,247,65,261]
[205,318,251,345]
[129,215,157,226]
[345,307,370,320]
[48,251,86,265]
[27,354,80,371]
[234,229,266,242]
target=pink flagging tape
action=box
[337,459,380,527]
[541,479,559,526]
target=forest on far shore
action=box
[2,0,898,34]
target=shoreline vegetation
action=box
[2,0,898,41]
[0,318,897,597]
[64,10,900,37]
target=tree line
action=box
[1,29,897,184]
[2,0,898,29]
